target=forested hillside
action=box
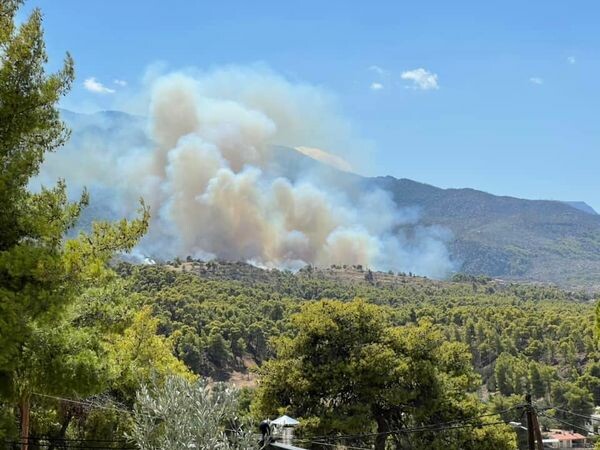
[121,261,600,422]
[3,256,597,448]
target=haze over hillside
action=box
[273,145,600,290]
[40,108,600,290]
[43,67,460,280]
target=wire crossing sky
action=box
[22,0,600,210]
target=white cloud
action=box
[114,79,128,86]
[84,77,116,94]
[368,65,388,76]
[529,77,543,85]
[370,82,384,91]
[401,68,439,90]
[567,56,576,65]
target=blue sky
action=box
[22,0,600,210]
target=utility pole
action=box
[525,393,544,450]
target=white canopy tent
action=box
[271,415,299,427]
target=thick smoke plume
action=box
[39,67,454,278]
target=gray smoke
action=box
[37,66,455,278]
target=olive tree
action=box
[131,376,256,450]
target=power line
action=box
[304,407,521,442]
[31,392,131,414]
[1,440,135,450]
[26,437,132,443]
[28,393,531,446]
[394,420,511,435]
[538,412,591,435]
[536,405,597,434]
[299,425,511,450]
[296,439,372,450]
[298,419,513,450]
[550,407,597,422]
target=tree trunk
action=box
[48,406,73,450]
[19,396,30,450]
[374,415,389,450]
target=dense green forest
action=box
[123,261,600,420]
[11,259,591,449]
[3,257,599,448]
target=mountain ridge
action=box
[60,110,600,290]
[269,145,600,290]
[563,201,598,215]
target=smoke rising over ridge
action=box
[39,66,454,278]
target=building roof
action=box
[548,431,586,441]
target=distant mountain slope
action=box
[563,201,598,215]
[270,146,600,290]
[60,111,600,290]
[371,176,600,289]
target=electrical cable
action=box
[296,439,372,450]
[31,392,131,414]
[1,441,135,450]
[26,437,132,443]
[303,406,521,442]
[538,412,591,435]
[549,407,597,422]
[29,393,523,448]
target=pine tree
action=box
[0,2,149,447]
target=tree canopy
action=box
[0,1,149,447]
[252,299,517,450]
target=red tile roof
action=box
[548,431,586,441]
